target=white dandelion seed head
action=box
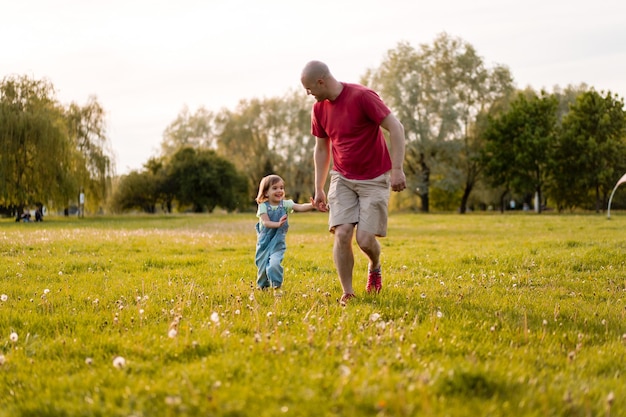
[58,271,63,276]
[210,312,220,323]
[9,332,18,342]
[281,406,289,413]
[43,289,50,295]
[339,365,351,377]
[168,328,178,338]
[420,293,427,299]
[0,294,7,302]
[234,309,241,315]
[112,356,126,369]
[248,293,255,301]
[607,391,615,406]
[267,312,273,318]
[436,310,443,318]
[139,309,145,315]
[85,357,93,365]
[369,313,381,322]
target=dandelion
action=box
[168,328,178,338]
[248,293,255,301]
[267,312,273,318]
[436,310,443,318]
[85,357,93,365]
[112,356,126,369]
[420,293,427,299]
[165,396,182,406]
[139,309,145,315]
[210,312,220,323]
[9,332,18,342]
[58,271,63,276]
[0,354,5,365]
[0,294,7,302]
[43,289,50,295]
[607,391,615,407]
[369,313,381,322]
[280,406,289,413]
[339,365,351,377]
[234,309,241,315]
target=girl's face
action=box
[266,181,285,204]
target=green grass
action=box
[0,212,624,416]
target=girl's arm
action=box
[292,197,316,213]
[259,213,287,229]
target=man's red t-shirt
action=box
[311,83,392,180]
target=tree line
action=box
[3,33,626,216]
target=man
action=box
[300,60,406,304]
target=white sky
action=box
[3,0,625,174]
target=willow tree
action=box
[65,97,114,212]
[0,75,113,215]
[363,33,514,212]
[0,76,74,214]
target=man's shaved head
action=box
[301,60,330,83]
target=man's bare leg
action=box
[333,224,355,295]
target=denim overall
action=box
[255,201,288,289]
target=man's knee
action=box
[356,229,378,251]
[334,224,354,245]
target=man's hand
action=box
[390,169,406,192]
[314,190,329,212]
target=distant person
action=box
[35,206,43,222]
[255,174,315,290]
[300,60,406,304]
[78,189,85,218]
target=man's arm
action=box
[380,113,407,192]
[314,137,331,211]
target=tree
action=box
[214,98,284,203]
[161,106,216,157]
[483,91,559,213]
[0,76,76,215]
[65,97,114,211]
[552,90,626,212]
[364,33,514,212]
[0,75,114,216]
[168,147,248,212]
[110,170,159,213]
[258,91,316,202]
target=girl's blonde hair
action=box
[255,174,284,204]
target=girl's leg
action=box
[266,242,286,288]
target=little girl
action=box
[255,174,314,289]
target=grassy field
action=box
[0,212,624,417]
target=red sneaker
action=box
[366,268,382,293]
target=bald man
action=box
[300,60,406,304]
